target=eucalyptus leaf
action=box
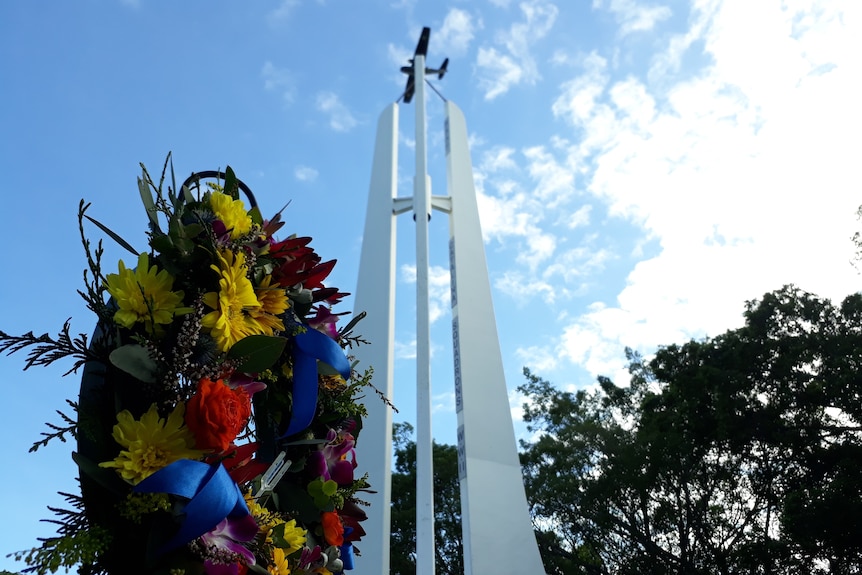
[228,335,287,373]
[109,344,158,383]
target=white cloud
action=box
[516,344,560,372]
[432,391,457,414]
[476,0,559,100]
[261,61,295,104]
[523,144,575,207]
[495,270,559,304]
[474,178,557,268]
[294,165,318,182]
[268,0,299,23]
[316,91,358,132]
[552,0,862,380]
[387,42,411,69]
[437,8,476,56]
[543,245,613,284]
[481,146,518,172]
[593,0,672,35]
[400,264,451,324]
[567,205,592,228]
[395,338,417,360]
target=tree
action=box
[389,423,464,575]
[520,286,862,575]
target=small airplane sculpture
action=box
[400,27,449,103]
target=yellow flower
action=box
[268,547,290,575]
[252,275,289,335]
[278,519,307,556]
[202,250,265,352]
[99,403,203,485]
[209,191,252,239]
[105,252,190,330]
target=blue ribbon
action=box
[134,459,249,554]
[340,527,355,571]
[280,327,350,438]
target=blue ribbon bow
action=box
[280,327,351,438]
[134,459,249,554]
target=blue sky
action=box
[1,0,860,570]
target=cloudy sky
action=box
[0,0,859,570]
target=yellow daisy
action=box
[279,519,307,556]
[268,547,290,575]
[209,191,252,239]
[252,275,289,335]
[202,250,265,352]
[105,252,190,331]
[99,403,203,485]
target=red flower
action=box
[321,511,344,547]
[185,378,251,452]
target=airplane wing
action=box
[401,27,432,103]
[403,76,416,104]
[415,27,430,57]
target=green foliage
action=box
[307,478,338,510]
[12,526,111,575]
[227,335,287,373]
[389,423,464,575]
[519,285,862,575]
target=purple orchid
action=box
[200,513,259,575]
[308,305,346,339]
[228,372,267,396]
[309,428,357,486]
[298,545,326,572]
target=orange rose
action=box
[185,377,251,452]
[321,511,344,547]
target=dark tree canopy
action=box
[390,423,463,575]
[519,286,862,575]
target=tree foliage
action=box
[390,423,464,575]
[520,285,862,575]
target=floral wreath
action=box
[2,156,377,575]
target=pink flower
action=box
[309,428,357,486]
[201,514,259,575]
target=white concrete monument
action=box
[352,28,545,575]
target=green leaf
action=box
[224,166,239,200]
[182,185,195,204]
[109,344,158,383]
[321,479,338,497]
[84,214,139,256]
[72,452,128,495]
[317,362,341,377]
[138,174,160,231]
[283,439,328,446]
[228,335,287,373]
[270,523,289,549]
[249,205,264,226]
[150,234,174,253]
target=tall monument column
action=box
[351,103,399,575]
[444,101,545,575]
[351,27,545,575]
